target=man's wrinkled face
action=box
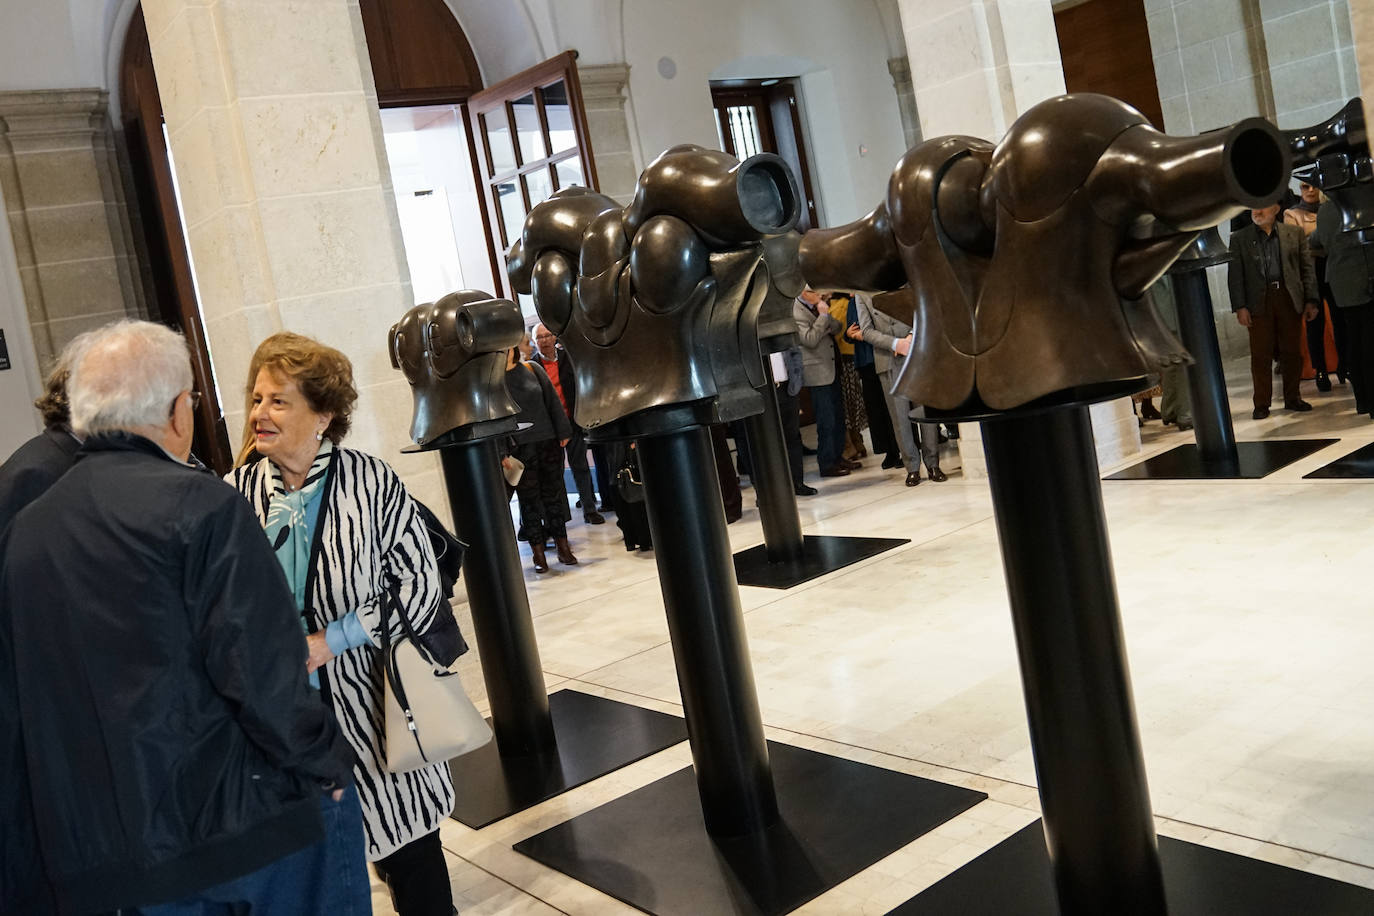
[1252,204,1281,231]
[534,325,558,358]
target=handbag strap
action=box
[378,578,427,750]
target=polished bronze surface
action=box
[799,93,1290,418]
[1287,97,1373,237]
[388,290,525,445]
[510,144,803,436]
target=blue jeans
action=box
[809,380,845,473]
[135,786,369,916]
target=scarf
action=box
[263,440,334,612]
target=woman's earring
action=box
[316,430,324,441]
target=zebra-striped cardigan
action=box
[228,447,456,860]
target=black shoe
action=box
[1252,406,1270,420]
[905,471,921,487]
[1316,372,1332,392]
[794,484,818,496]
[1285,400,1313,412]
[927,466,948,482]
[625,542,638,552]
[820,465,851,478]
[584,510,606,525]
[725,507,743,524]
[1177,418,1194,431]
[881,455,903,470]
[1337,368,1348,384]
[801,444,817,456]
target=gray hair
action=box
[69,320,193,436]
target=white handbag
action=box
[379,584,492,773]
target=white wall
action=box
[621,0,907,227]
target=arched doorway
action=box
[118,0,600,469]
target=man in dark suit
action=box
[1228,202,1319,419]
[532,323,604,524]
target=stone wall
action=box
[0,89,146,370]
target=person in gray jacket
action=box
[850,293,947,486]
[793,288,849,477]
[1310,199,1374,417]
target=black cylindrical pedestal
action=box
[981,407,1167,915]
[439,438,556,757]
[1174,267,1239,465]
[742,360,805,563]
[637,425,780,837]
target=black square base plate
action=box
[1105,439,1337,480]
[1304,441,1374,478]
[448,689,687,829]
[889,819,1374,915]
[733,535,910,589]
[514,740,986,915]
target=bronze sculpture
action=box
[800,93,1290,417]
[1287,97,1373,239]
[509,145,802,436]
[388,289,525,445]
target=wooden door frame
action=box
[711,79,819,231]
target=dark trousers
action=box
[1340,303,1374,415]
[592,443,611,510]
[514,439,569,542]
[373,829,453,916]
[1248,286,1303,408]
[809,380,845,473]
[857,361,898,458]
[711,424,742,520]
[565,429,598,513]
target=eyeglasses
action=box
[170,389,202,417]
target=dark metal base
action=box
[889,819,1374,915]
[447,689,688,829]
[1304,441,1374,478]
[514,741,986,916]
[1105,439,1337,480]
[733,535,910,589]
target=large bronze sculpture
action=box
[802,94,1287,417]
[510,147,982,916]
[801,94,1292,915]
[387,291,686,828]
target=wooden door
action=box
[467,52,600,301]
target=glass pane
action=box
[726,105,763,159]
[513,93,547,164]
[495,179,526,249]
[483,107,517,175]
[525,168,554,208]
[543,80,577,155]
[554,156,584,190]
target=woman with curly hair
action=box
[227,332,457,915]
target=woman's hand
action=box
[305,631,336,674]
[845,323,862,341]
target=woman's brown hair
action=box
[235,332,357,466]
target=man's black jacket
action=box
[0,433,355,914]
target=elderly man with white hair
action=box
[0,320,360,915]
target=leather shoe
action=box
[554,537,579,565]
[927,466,948,482]
[881,455,903,470]
[820,465,851,478]
[584,510,605,525]
[1285,399,1313,412]
[1252,406,1270,420]
[1176,418,1194,431]
[1316,372,1332,392]
[530,542,549,573]
[905,471,921,487]
[841,457,862,470]
[794,484,818,496]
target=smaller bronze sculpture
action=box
[800,93,1291,418]
[509,145,802,436]
[388,290,525,445]
[1287,97,1373,240]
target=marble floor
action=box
[373,359,1374,914]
